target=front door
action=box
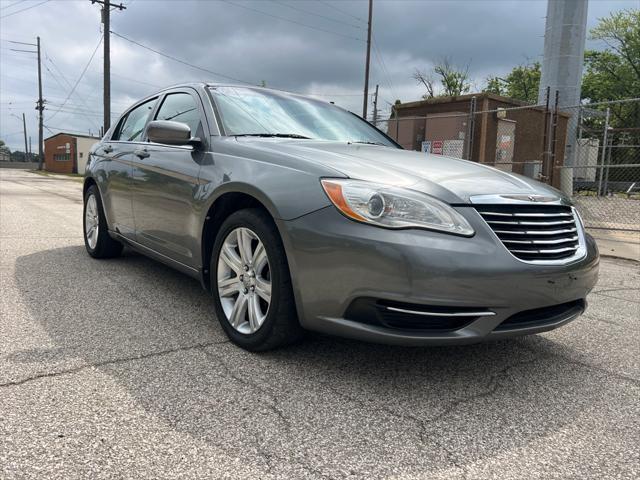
[131,90,205,268]
[101,97,158,240]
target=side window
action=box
[155,93,201,137]
[112,98,157,142]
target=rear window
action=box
[112,98,157,142]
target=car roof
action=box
[155,82,311,99]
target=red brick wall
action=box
[44,135,76,173]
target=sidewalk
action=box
[588,229,640,262]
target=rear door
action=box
[100,97,157,240]
[131,89,206,268]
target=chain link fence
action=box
[374,96,640,232]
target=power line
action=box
[42,63,103,129]
[272,0,362,30]
[111,71,161,89]
[45,51,104,125]
[1,1,28,11]
[220,0,364,42]
[318,0,365,23]
[48,37,102,122]
[110,30,257,85]
[0,0,51,19]
[372,38,398,101]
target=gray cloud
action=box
[0,0,635,150]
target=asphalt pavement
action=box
[1,168,638,479]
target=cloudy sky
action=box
[0,0,636,150]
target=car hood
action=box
[236,138,564,204]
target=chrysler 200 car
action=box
[83,83,599,350]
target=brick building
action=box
[44,133,100,174]
[387,93,571,188]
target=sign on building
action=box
[432,140,443,155]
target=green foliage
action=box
[484,76,503,96]
[484,62,541,104]
[582,9,639,100]
[582,9,639,129]
[0,140,10,156]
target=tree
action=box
[0,140,11,160]
[583,9,639,101]
[581,9,639,128]
[413,58,471,98]
[484,61,541,103]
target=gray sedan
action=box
[83,83,599,351]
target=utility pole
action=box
[11,38,44,168]
[91,0,126,133]
[29,136,32,161]
[362,0,372,119]
[372,84,379,126]
[36,36,44,170]
[22,113,28,161]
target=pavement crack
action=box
[590,291,640,304]
[592,287,640,294]
[201,348,292,430]
[517,343,640,387]
[0,341,225,389]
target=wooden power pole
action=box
[91,0,126,133]
[36,36,44,170]
[22,113,29,161]
[7,39,42,166]
[372,84,379,125]
[362,0,373,119]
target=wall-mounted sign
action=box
[432,140,443,155]
[421,141,431,154]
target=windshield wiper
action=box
[233,133,311,139]
[349,140,385,146]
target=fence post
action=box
[549,90,559,187]
[597,107,610,196]
[541,87,551,182]
[603,132,613,196]
[465,96,476,160]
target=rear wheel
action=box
[211,209,303,351]
[83,184,123,258]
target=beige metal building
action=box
[44,133,100,174]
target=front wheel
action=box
[211,209,303,351]
[83,184,123,258]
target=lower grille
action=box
[495,299,585,331]
[475,204,581,262]
[345,298,492,332]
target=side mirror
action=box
[147,120,200,146]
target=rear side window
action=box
[112,98,157,142]
[155,93,201,136]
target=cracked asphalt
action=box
[1,168,639,479]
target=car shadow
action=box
[12,245,611,477]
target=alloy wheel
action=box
[85,194,99,249]
[217,227,272,334]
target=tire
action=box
[83,184,123,259]
[211,208,303,351]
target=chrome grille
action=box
[475,205,582,262]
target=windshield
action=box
[209,86,397,147]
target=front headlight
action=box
[321,179,474,236]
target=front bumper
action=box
[277,206,600,346]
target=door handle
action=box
[134,148,150,159]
